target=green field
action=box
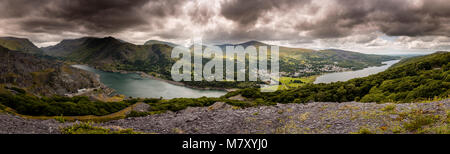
[263,76,318,91]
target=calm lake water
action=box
[314,60,401,84]
[72,65,227,99]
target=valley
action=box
[0,36,448,134]
[38,37,399,89]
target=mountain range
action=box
[0,36,399,87]
[40,37,398,76]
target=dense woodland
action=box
[0,90,132,116]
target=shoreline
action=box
[72,58,400,94]
[313,59,401,84]
[75,64,235,92]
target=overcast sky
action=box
[0,0,449,54]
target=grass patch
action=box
[417,96,449,103]
[403,114,436,132]
[125,110,166,118]
[277,76,318,90]
[420,124,450,134]
[126,111,150,118]
[61,122,140,134]
[447,111,450,123]
[358,127,374,134]
[381,104,396,112]
[54,115,66,123]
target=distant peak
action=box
[246,40,262,44]
[103,36,116,40]
[240,40,267,46]
[0,36,31,41]
[144,40,178,47]
[435,51,449,53]
[324,48,352,53]
[65,36,117,41]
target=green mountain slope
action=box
[0,37,43,54]
[41,37,92,57]
[227,51,450,103]
[43,37,174,77]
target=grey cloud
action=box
[301,0,450,38]
[0,0,49,18]
[189,4,216,24]
[218,0,449,41]
[220,0,312,27]
[0,0,449,50]
[202,26,311,44]
[0,0,187,35]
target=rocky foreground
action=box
[1,99,449,134]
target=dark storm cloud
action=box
[220,0,312,27]
[41,0,151,33]
[0,0,48,18]
[298,0,450,38]
[219,0,449,39]
[202,27,309,44]
[0,0,186,34]
[0,0,449,48]
[19,18,79,33]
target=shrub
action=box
[403,114,436,132]
[61,122,140,134]
[0,103,6,110]
[54,115,66,123]
[126,111,150,118]
[358,127,374,134]
[4,86,26,94]
[381,104,396,112]
[0,92,133,116]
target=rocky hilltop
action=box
[0,46,103,96]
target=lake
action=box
[72,65,227,99]
[314,60,401,84]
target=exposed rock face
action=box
[0,46,102,96]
